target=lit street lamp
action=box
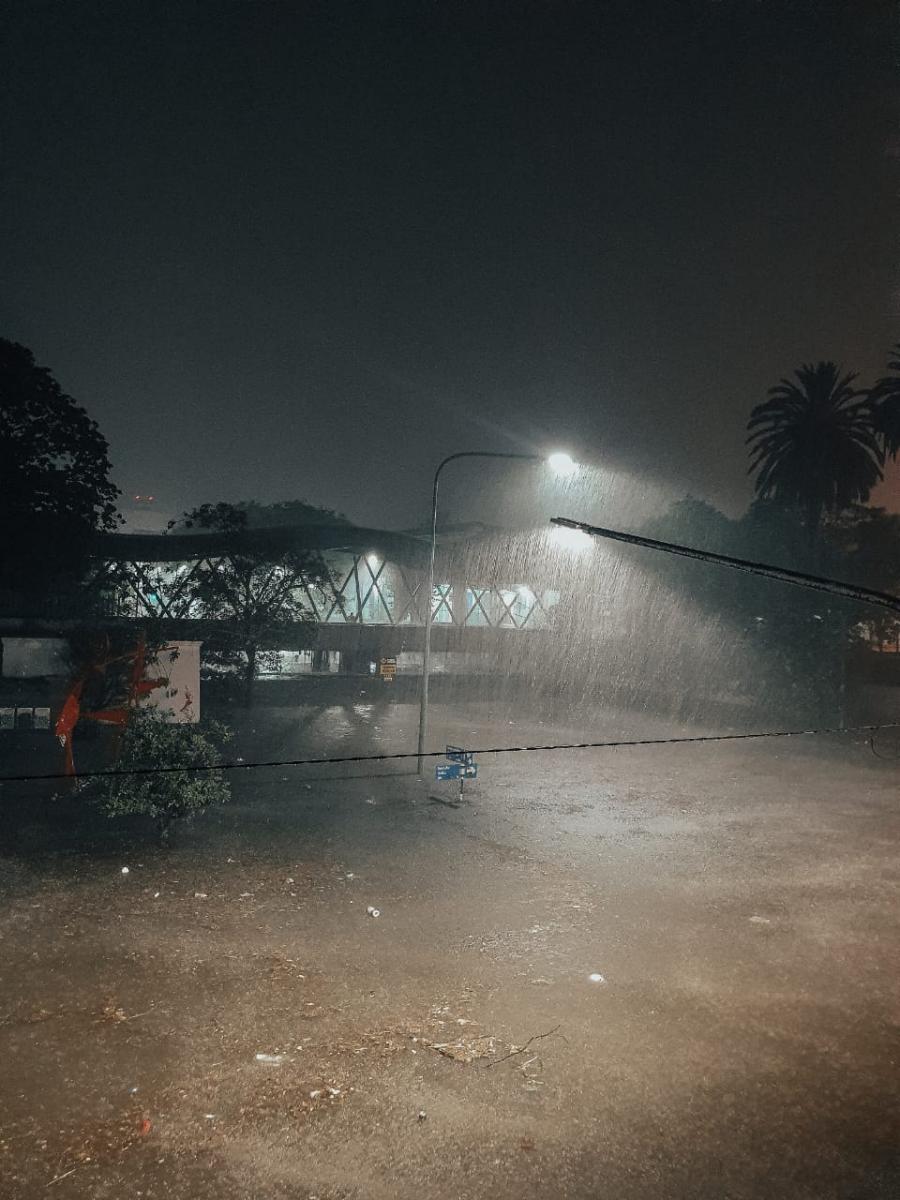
[416,450,577,776]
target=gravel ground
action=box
[1,702,898,1198]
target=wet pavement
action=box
[1,702,898,1198]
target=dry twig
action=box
[484,1025,562,1068]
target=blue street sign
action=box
[436,763,462,781]
[446,745,474,764]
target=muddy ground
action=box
[1,701,898,1198]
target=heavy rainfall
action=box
[1,3,899,1199]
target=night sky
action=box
[2,1,897,528]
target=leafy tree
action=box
[827,503,900,650]
[171,502,331,704]
[746,362,883,549]
[870,343,900,460]
[634,495,860,724]
[0,338,120,591]
[239,499,351,528]
[92,708,230,844]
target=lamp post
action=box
[415,450,577,776]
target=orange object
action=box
[53,636,170,777]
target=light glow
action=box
[547,451,577,475]
[551,524,593,552]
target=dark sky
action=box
[2,0,897,528]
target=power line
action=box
[1,721,897,786]
[551,517,900,615]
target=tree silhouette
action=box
[171,502,331,705]
[0,338,120,591]
[870,343,900,460]
[746,362,883,548]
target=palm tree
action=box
[870,343,900,460]
[746,361,883,547]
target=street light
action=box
[415,450,578,775]
[547,451,577,475]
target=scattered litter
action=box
[286,877,294,884]
[588,973,605,984]
[366,906,381,918]
[235,756,244,763]
[128,1086,139,1095]
[238,892,253,899]
[153,892,160,899]
[326,1086,341,1097]
[345,873,356,879]
[364,797,377,805]
[417,1110,427,1122]
[120,867,130,875]
[749,915,772,925]
[254,1053,285,1065]
[138,1118,152,1137]
[309,1089,322,1099]
[226,857,235,863]
[194,892,208,899]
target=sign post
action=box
[435,745,478,803]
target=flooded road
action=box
[1,701,898,1198]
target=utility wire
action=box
[1,721,898,786]
[550,517,900,615]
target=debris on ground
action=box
[428,1034,498,1062]
[366,906,381,918]
[120,867,130,875]
[417,1110,427,1121]
[588,972,605,983]
[484,1025,563,1068]
[58,1110,153,1168]
[254,1053,285,1065]
[98,999,128,1024]
[749,915,772,924]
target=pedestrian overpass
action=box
[0,522,563,666]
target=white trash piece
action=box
[254,1053,285,1065]
[588,972,605,984]
[121,867,130,875]
[366,906,381,918]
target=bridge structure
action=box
[1,522,564,668]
